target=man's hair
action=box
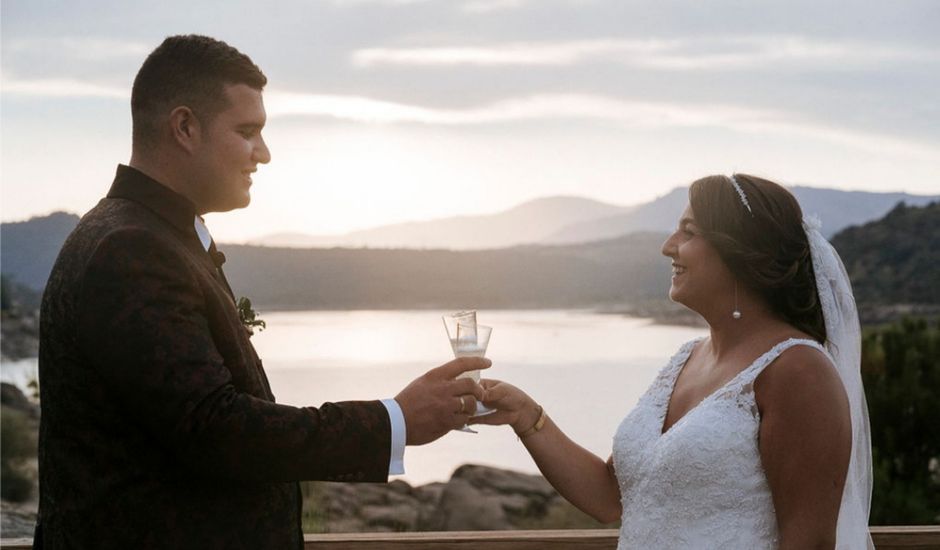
[131,34,267,149]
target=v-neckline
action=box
[658,337,811,437]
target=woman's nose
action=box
[661,233,677,258]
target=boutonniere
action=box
[236,296,266,335]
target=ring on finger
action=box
[457,395,467,414]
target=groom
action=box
[35,35,487,549]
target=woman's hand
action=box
[472,379,622,524]
[469,379,541,433]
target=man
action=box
[35,35,487,549]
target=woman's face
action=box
[661,205,735,313]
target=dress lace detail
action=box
[612,337,826,549]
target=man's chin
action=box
[208,194,251,214]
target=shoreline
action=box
[5,303,937,366]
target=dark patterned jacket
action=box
[35,165,391,549]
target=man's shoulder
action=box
[68,197,182,253]
[81,195,168,232]
[49,197,191,291]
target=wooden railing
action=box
[3,527,939,549]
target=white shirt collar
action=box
[193,216,212,252]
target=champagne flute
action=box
[442,311,494,433]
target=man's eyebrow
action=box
[237,123,264,130]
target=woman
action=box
[472,174,873,549]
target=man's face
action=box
[192,83,271,213]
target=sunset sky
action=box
[2,0,939,242]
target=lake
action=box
[0,309,706,486]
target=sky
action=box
[2,0,939,242]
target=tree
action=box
[862,317,940,524]
[1,274,11,312]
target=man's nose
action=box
[254,137,272,164]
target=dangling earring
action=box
[732,281,742,320]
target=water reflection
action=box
[1,310,707,485]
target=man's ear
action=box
[168,106,201,153]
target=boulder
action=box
[305,463,611,533]
[360,503,419,530]
[0,382,39,418]
[428,477,513,531]
[424,465,560,530]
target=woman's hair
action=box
[688,174,826,343]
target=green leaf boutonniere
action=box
[237,297,266,335]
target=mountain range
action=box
[223,232,670,311]
[254,196,629,249]
[252,186,940,249]
[2,186,937,304]
[1,211,81,292]
[831,201,940,306]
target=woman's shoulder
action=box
[667,336,706,366]
[682,335,708,354]
[754,335,848,419]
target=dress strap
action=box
[648,337,705,407]
[735,337,827,388]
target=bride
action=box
[473,174,873,549]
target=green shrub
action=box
[300,481,329,533]
[862,317,940,524]
[1,408,35,502]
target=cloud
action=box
[460,0,530,13]
[353,39,673,66]
[6,37,151,61]
[1,76,129,99]
[265,90,783,127]
[265,90,940,160]
[328,0,435,5]
[352,35,939,69]
[330,0,550,12]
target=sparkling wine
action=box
[452,340,486,382]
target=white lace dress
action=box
[612,337,826,549]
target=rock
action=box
[387,479,413,495]
[0,310,40,361]
[301,464,607,533]
[361,503,419,530]
[428,478,513,531]
[412,482,445,504]
[0,383,39,418]
[0,501,38,538]
[493,493,533,515]
[452,464,556,500]
[327,517,368,533]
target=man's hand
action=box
[395,357,490,445]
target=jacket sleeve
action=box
[75,227,392,483]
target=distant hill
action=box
[0,212,79,290]
[250,187,939,250]
[3,189,937,313]
[0,210,672,308]
[831,201,940,307]
[541,188,686,244]
[253,196,629,250]
[223,232,671,310]
[543,186,940,244]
